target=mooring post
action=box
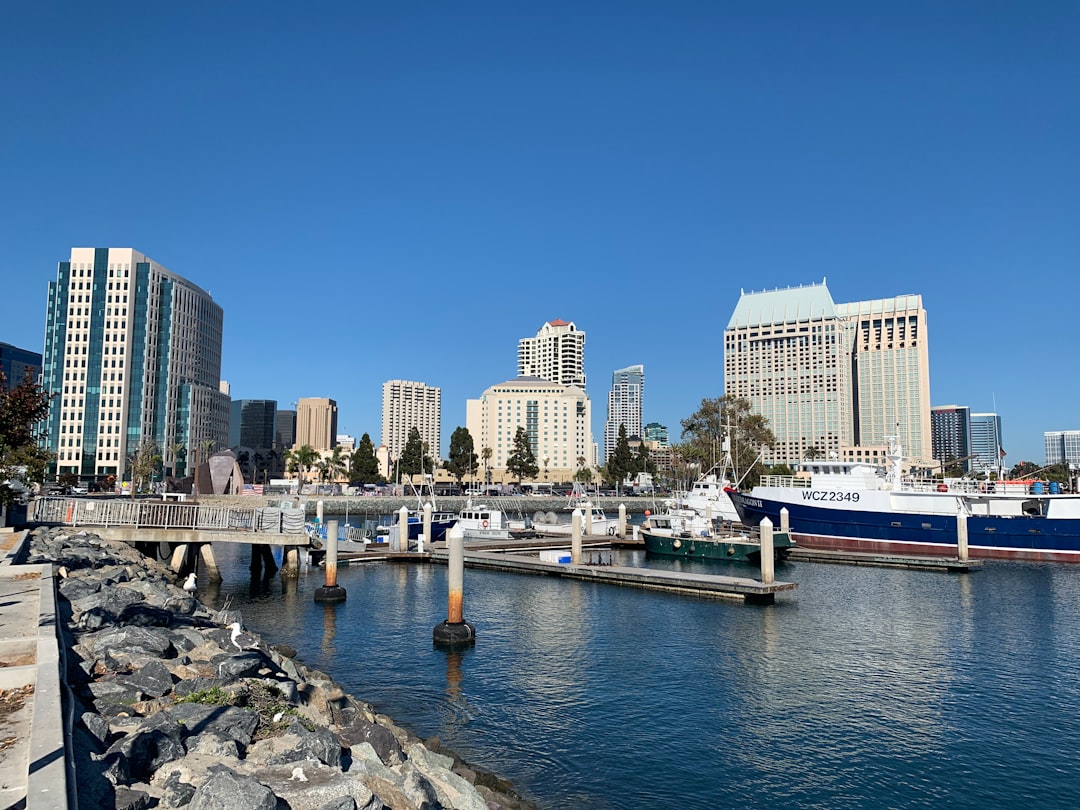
[618,503,626,538]
[316,499,324,528]
[397,506,409,552]
[572,509,582,565]
[421,501,432,553]
[780,507,790,533]
[433,525,475,646]
[314,519,346,602]
[759,517,775,585]
[957,511,969,561]
[585,503,593,536]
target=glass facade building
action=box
[41,248,227,483]
[604,364,644,462]
[0,342,41,391]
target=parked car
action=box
[71,484,89,495]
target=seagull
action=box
[183,573,198,594]
[228,622,259,652]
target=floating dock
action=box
[787,547,981,572]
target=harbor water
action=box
[201,543,1080,809]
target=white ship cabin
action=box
[760,458,889,490]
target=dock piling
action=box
[314,519,347,602]
[780,507,790,533]
[397,506,409,552]
[433,525,475,646]
[618,504,626,539]
[572,509,582,564]
[759,518,775,585]
[957,512,969,561]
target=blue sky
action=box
[2,2,1077,464]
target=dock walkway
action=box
[787,547,981,572]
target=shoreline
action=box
[24,525,542,810]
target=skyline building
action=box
[604,364,644,462]
[40,247,228,482]
[0,341,41,391]
[723,281,932,466]
[1045,431,1080,468]
[294,397,338,451]
[643,422,669,446]
[381,380,441,466]
[229,399,277,450]
[275,409,296,449]
[970,412,1004,473]
[930,405,972,472]
[466,376,594,483]
[517,319,586,388]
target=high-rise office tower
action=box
[275,409,296,449]
[970,412,1004,473]
[295,398,338,451]
[0,342,42,391]
[41,247,228,482]
[931,405,972,472]
[517,319,586,388]
[1045,431,1080,467]
[604,365,644,462]
[381,380,441,464]
[229,399,278,449]
[724,281,931,466]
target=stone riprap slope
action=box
[27,527,538,810]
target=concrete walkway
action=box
[0,528,69,809]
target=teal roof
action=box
[726,281,837,329]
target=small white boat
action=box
[455,502,530,541]
[531,498,620,537]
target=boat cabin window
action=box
[1022,498,1046,517]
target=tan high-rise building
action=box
[381,380,441,466]
[724,281,931,467]
[517,319,586,388]
[466,376,594,483]
[294,397,338,451]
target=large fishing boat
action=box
[729,437,1080,562]
[640,505,794,563]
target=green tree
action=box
[804,445,822,461]
[446,427,478,489]
[129,440,162,493]
[680,395,775,487]
[0,369,54,506]
[635,442,656,476]
[325,446,349,483]
[482,446,493,484]
[506,426,539,485]
[398,427,430,479]
[286,445,319,487]
[607,424,635,493]
[349,433,381,483]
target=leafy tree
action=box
[506,426,539,485]
[0,370,54,506]
[635,442,656,476]
[446,427,478,489]
[349,433,381,483]
[607,424,635,492]
[286,445,319,487]
[325,446,349,483]
[681,396,775,487]
[804,445,822,461]
[398,427,431,479]
[129,440,162,493]
[481,446,493,484]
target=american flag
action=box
[242,484,265,495]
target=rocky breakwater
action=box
[26,526,539,810]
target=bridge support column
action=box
[250,545,278,578]
[199,543,222,583]
[169,543,189,574]
[282,547,301,578]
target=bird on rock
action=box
[229,622,259,651]
[183,573,198,594]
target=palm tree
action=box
[482,446,493,485]
[326,446,349,484]
[170,441,187,477]
[288,445,320,489]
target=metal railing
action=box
[30,497,304,533]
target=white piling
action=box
[423,502,433,550]
[618,504,626,538]
[397,506,409,553]
[585,503,593,536]
[780,507,790,533]
[759,517,775,585]
[317,499,324,525]
[572,509,583,564]
[957,511,969,561]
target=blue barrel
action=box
[1032,482,1044,494]
[1051,482,1061,494]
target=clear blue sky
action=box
[3,2,1077,464]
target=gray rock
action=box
[186,731,241,758]
[81,711,112,747]
[118,603,175,627]
[264,722,341,768]
[71,584,145,618]
[115,785,151,810]
[405,743,489,810]
[169,703,261,748]
[189,769,277,810]
[233,761,378,810]
[160,769,197,808]
[108,726,186,780]
[77,606,117,631]
[121,660,176,698]
[316,797,358,810]
[172,676,227,698]
[59,576,102,601]
[338,717,403,765]
[217,651,271,680]
[80,626,177,659]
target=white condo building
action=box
[41,247,229,484]
[466,376,595,482]
[724,281,931,467]
[517,319,586,388]
[604,364,644,462]
[381,380,441,466]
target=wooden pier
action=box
[786,547,981,572]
